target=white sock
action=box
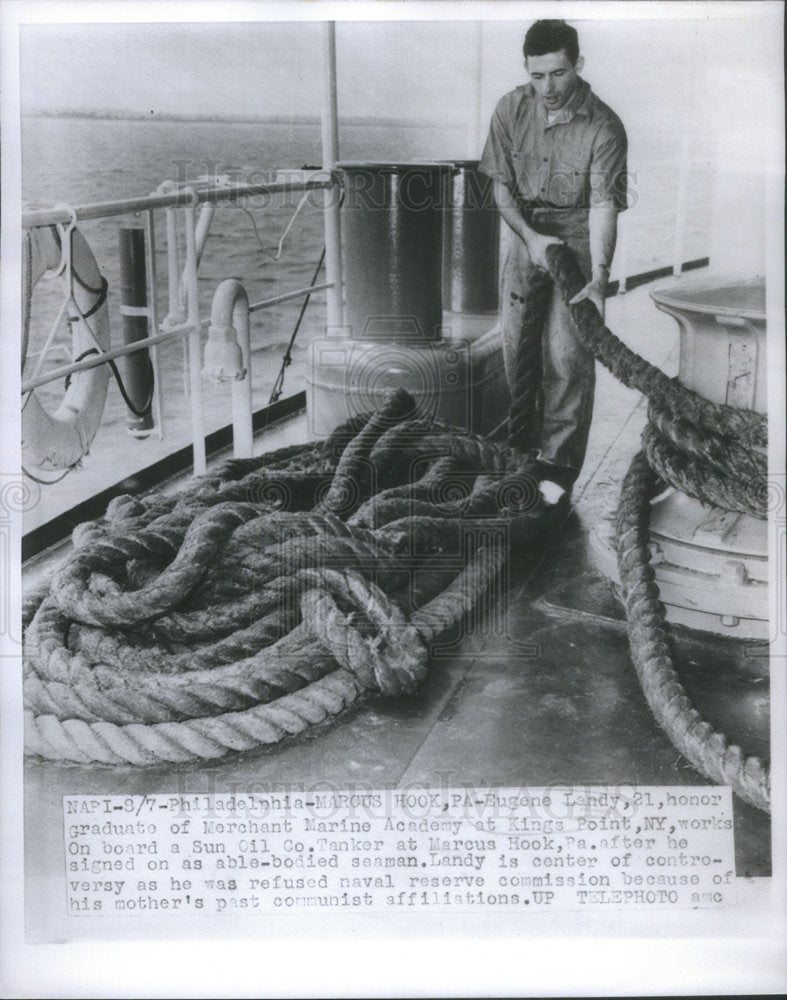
[538,480,566,505]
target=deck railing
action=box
[21,155,709,491]
[21,176,334,228]
[22,175,339,474]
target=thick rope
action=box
[507,270,551,453]
[539,246,769,812]
[24,388,546,764]
[615,452,769,812]
[546,245,767,456]
[22,245,769,814]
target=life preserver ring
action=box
[22,225,111,471]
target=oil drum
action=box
[338,162,452,341]
[441,159,499,314]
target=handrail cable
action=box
[269,247,327,404]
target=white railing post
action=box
[204,279,253,459]
[231,309,253,459]
[144,208,165,439]
[183,195,207,474]
[158,181,186,330]
[321,21,344,330]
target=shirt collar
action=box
[529,77,592,128]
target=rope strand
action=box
[22,245,770,814]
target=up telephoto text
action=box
[63,787,735,914]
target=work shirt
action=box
[481,77,628,476]
[479,77,628,215]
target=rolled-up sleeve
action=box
[479,98,516,189]
[589,120,629,211]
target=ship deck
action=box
[23,279,771,940]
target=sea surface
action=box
[20,116,712,534]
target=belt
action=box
[521,201,587,215]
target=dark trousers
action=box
[500,210,595,486]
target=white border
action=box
[1,2,785,997]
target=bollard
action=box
[590,276,769,637]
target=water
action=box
[21,116,469,529]
[21,115,711,534]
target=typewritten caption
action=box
[63,786,736,915]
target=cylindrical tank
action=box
[441,160,499,314]
[338,162,452,341]
[306,332,510,439]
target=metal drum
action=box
[591,276,769,638]
[338,162,452,341]
[442,160,499,315]
[306,329,510,439]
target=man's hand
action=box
[570,276,607,319]
[525,233,563,271]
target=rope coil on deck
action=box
[23,244,769,813]
[23,390,547,766]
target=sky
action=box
[20,20,482,122]
[16,7,782,132]
[7,1,784,274]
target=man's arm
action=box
[492,180,562,270]
[569,201,619,319]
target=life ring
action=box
[22,225,111,471]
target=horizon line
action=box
[23,108,465,129]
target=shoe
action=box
[538,479,566,506]
[538,479,573,520]
[534,459,576,491]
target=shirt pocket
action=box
[548,155,589,207]
[511,151,539,199]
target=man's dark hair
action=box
[523,20,580,65]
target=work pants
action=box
[499,209,595,488]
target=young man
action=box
[479,19,628,505]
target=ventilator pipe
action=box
[195,202,215,269]
[203,279,253,458]
[178,202,216,305]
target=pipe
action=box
[163,203,185,327]
[178,202,215,305]
[183,201,207,474]
[321,21,344,331]
[248,281,332,314]
[195,202,215,268]
[204,279,253,459]
[118,226,154,435]
[144,208,166,440]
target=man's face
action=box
[525,49,583,111]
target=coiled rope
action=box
[544,244,769,812]
[23,389,548,766]
[22,243,769,812]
